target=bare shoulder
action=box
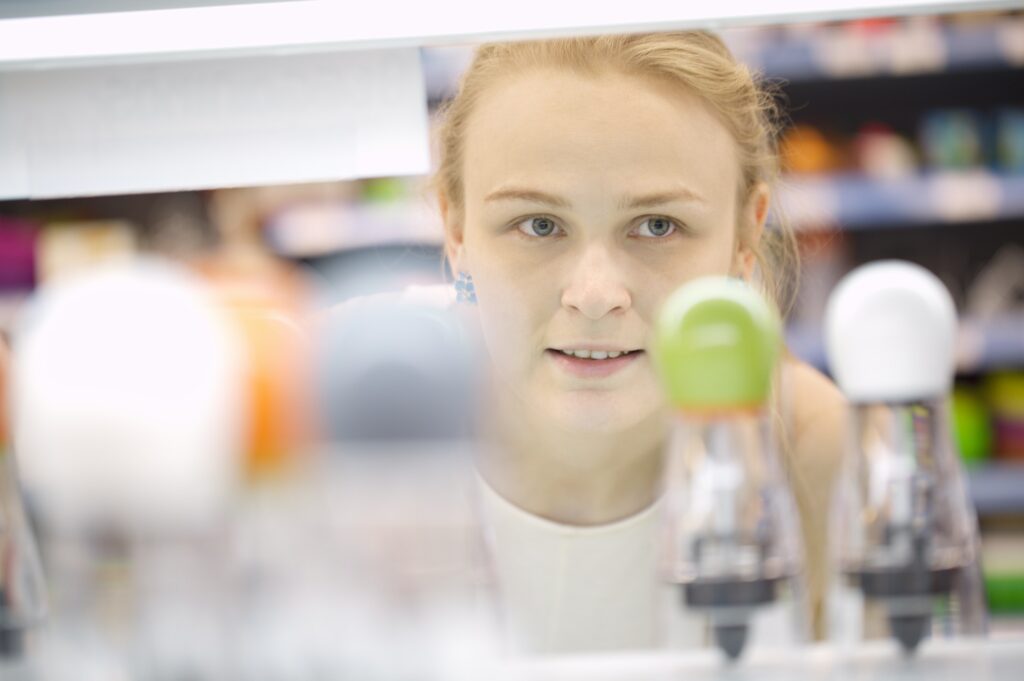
[786,358,847,444]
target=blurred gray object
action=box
[316,295,476,442]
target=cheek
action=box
[471,254,553,374]
[636,231,738,311]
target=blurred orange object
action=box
[194,187,317,481]
[781,124,843,174]
[195,258,313,481]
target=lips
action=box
[545,348,644,378]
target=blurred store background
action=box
[1,7,1023,636]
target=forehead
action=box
[462,68,741,204]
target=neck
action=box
[478,388,667,526]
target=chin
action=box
[545,388,662,435]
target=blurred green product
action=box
[361,177,408,203]
[951,386,993,467]
[985,573,1024,614]
[984,372,1024,461]
[653,277,781,411]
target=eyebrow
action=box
[619,188,706,210]
[484,187,571,208]
[483,186,706,210]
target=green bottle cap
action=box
[653,277,781,412]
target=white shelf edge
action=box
[0,0,1019,70]
[777,172,1024,231]
[786,314,1024,374]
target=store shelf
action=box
[776,171,1024,231]
[968,462,1024,516]
[0,1,1017,70]
[785,313,1024,373]
[727,18,1024,82]
[423,16,1024,103]
[265,199,444,258]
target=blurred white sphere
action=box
[11,258,244,533]
[826,260,957,403]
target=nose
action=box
[560,243,632,320]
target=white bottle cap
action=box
[825,260,957,403]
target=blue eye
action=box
[635,217,677,238]
[516,216,560,238]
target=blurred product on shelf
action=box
[964,245,1024,320]
[952,384,994,467]
[143,192,218,260]
[0,219,36,291]
[654,278,806,659]
[777,145,1024,232]
[981,530,1024,615]
[9,258,245,680]
[852,123,918,179]
[723,12,1022,82]
[812,16,933,78]
[360,176,410,203]
[423,13,1024,102]
[37,220,136,283]
[266,294,495,677]
[11,259,245,530]
[193,186,318,481]
[996,108,1024,172]
[781,108,1024,183]
[780,124,843,175]
[826,260,988,654]
[314,296,477,443]
[264,176,442,258]
[984,372,1024,461]
[920,109,985,170]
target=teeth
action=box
[559,349,630,360]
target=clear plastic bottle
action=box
[825,260,987,654]
[654,277,808,661]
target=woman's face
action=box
[450,69,763,434]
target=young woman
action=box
[430,31,846,652]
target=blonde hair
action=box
[432,30,798,314]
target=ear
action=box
[734,182,770,279]
[439,191,466,276]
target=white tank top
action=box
[477,478,705,654]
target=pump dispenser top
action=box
[826,260,957,403]
[654,277,780,412]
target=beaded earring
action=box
[454,271,477,304]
